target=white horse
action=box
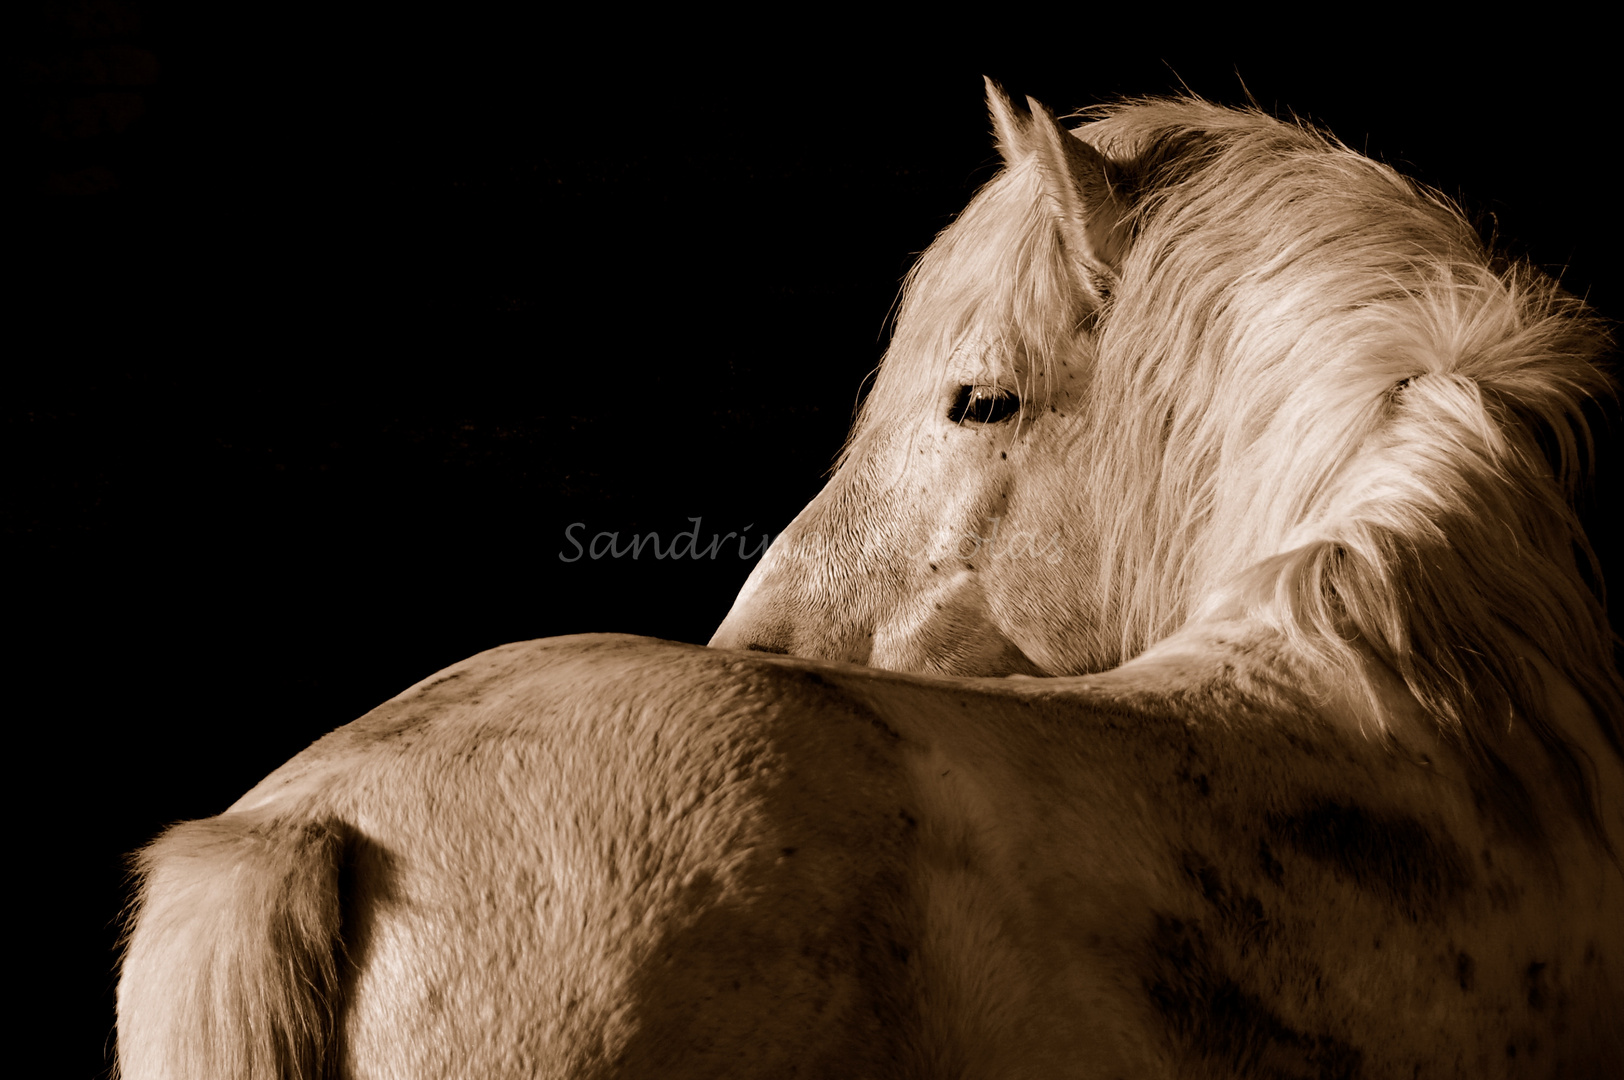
[118,82,1624,1078]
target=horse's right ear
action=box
[985,77,1129,286]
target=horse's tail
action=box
[116,810,348,1080]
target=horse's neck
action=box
[1104,617,1429,746]
[1111,615,1624,847]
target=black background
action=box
[10,8,1620,1072]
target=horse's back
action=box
[122,635,924,1079]
[120,633,1624,1079]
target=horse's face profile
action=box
[714,88,1117,676]
[714,294,1104,677]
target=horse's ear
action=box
[984,77,1129,286]
[986,77,1031,164]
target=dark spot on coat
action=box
[1174,757,1211,798]
[1268,799,1471,921]
[1178,852,1275,956]
[1525,961,1547,1010]
[1257,840,1284,885]
[1181,852,1225,905]
[1455,951,1475,992]
[780,847,797,858]
[1146,914,1362,1079]
[866,715,903,742]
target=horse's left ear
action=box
[985,77,1129,287]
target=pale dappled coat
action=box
[119,85,1624,1078]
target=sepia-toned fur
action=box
[119,83,1624,1078]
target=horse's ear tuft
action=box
[1022,95,1131,289]
[985,76,1030,165]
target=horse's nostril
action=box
[745,642,791,655]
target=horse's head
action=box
[712,82,1619,776]
[713,82,1141,676]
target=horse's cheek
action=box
[978,481,1107,674]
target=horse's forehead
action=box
[948,334,1019,372]
[948,321,1052,376]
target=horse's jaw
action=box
[712,550,1051,677]
[711,598,1048,679]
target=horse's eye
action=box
[949,385,1021,425]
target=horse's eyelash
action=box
[949,385,1021,424]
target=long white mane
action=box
[853,97,1622,833]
